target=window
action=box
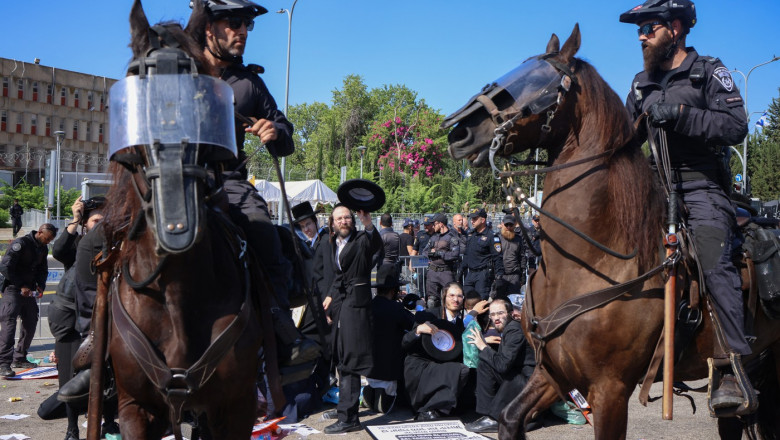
[30,114,37,135]
[2,77,8,97]
[60,87,67,105]
[32,81,38,101]
[16,113,22,133]
[99,93,105,111]
[86,122,91,141]
[47,84,53,103]
[87,91,93,109]
[99,123,104,143]
[73,120,79,139]
[1,111,6,131]
[45,116,51,136]
[59,119,65,132]
[74,89,80,108]
[17,79,24,99]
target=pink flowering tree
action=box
[370,111,446,180]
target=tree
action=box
[745,87,780,200]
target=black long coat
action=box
[332,227,383,375]
[368,295,414,381]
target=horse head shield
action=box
[109,26,237,254]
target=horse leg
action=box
[205,384,257,440]
[588,382,631,440]
[498,369,558,440]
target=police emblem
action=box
[633,82,642,101]
[493,236,502,253]
[11,242,22,252]
[713,67,734,92]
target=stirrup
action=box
[706,353,758,417]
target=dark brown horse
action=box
[444,24,780,440]
[93,1,263,438]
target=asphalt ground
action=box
[0,230,722,439]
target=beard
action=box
[501,227,516,241]
[642,31,673,73]
[337,225,353,239]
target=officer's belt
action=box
[672,169,719,184]
[429,265,454,272]
[467,266,490,272]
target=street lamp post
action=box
[357,145,367,178]
[54,130,65,220]
[277,0,299,225]
[731,55,780,193]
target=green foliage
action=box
[744,87,780,200]
[0,182,80,218]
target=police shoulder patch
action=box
[11,242,22,252]
[493,236,502,253]
[712,67,734,92]
[633,81,642,101]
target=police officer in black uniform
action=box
[0,223,57,377]
[620,0,750,411]
[497,215,527,296]
[412,216,434,298]
[461,209,503,300]
[422,213,460,309]
[195,0,316,365]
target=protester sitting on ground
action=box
[462,291,489,369]
[402,282,470,420]
[464,298,537,433]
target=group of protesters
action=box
[289,204,545,434]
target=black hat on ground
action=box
[421,319,464,362]
[373,264,402,289]
[337,179,386,212]
[291,202,322,224]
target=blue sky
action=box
[3,1,778,128]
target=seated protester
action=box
[464,298,536,433]
[402,282,470,420]
[364,264,415,413]
[462,291,489,369]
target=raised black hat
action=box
[337,179,386,212]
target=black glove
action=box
[428,249,438,259]
[649,102,681,127]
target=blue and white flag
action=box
[755,112,768,128]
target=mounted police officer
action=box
[461,209,503,300]
[422,213,460,309]
[0,223,57,377]
[620,0,751,412]
[193,0,317,366]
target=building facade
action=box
[0,57,117,186]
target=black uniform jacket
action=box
[331,227,383,375]
[0,231,48,292]
[626,47,747,175]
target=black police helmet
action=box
[191,0,268,19]
[619,0,696,31]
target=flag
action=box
[755,112,768,128]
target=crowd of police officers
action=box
[405,208,542,306]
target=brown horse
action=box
[94,1,263,438]
[443,24,780,440]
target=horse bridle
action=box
[485,54,577,177]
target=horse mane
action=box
[571,58,666,270]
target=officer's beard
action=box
[501,228,515,241]
[642,30,674,73]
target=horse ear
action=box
[129,0,151,56]
[545,33,560,54]
[559,23,581,63]
[185,0,208,48]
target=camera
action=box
[80,197,106,225]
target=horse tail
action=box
[750,348,780,440]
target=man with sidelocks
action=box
[620,0,751,412]
[193,0,317,366]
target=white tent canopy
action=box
[256,179,339,207]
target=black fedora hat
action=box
[372,264,402,289]
[337,179,386,212]
[291,202,322,224]
[421,319,464,363]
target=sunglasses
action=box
[226,16,254,31]
[637,21,664,37]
